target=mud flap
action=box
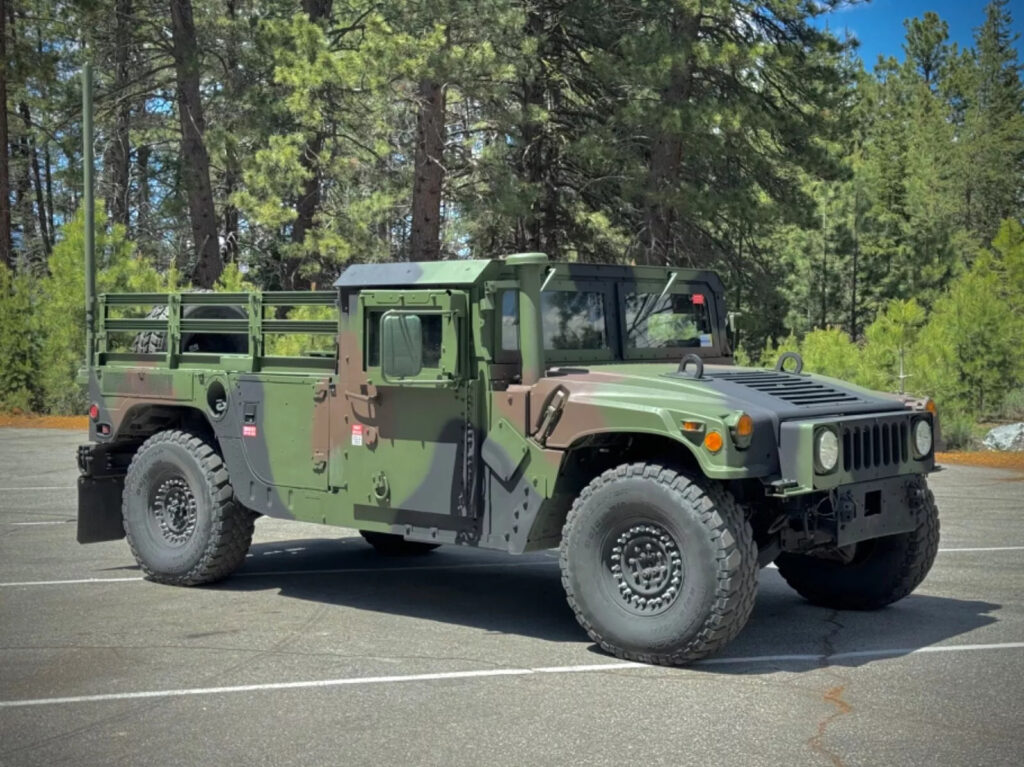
[77,476,126,543]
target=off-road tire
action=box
[775,479,939,610]
[123,430,254,585]
[130,299,247,355]
[359,530,440,556]
[559,463,758,665]
[131,304,171,354]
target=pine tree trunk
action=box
[410,78,445,261]
[0,0,10,269]
[285,0,333,288]
[644,12,697,266]
[106,0,132,230]
[19,102,49,254]
[170,0,222,288]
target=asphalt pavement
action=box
[1,427,1022,766]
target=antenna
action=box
[83,63,95,368]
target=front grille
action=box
[709,371,865,407]
[842,420,909,471]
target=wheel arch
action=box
[114,402,217,447]
[521,431,707,552]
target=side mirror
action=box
[727,311,742,334]
[380,312,422,379]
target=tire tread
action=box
[123,429,254,586]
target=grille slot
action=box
[842,420,909,471]
[709,371,865,407]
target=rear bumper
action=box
[76,443,126,544]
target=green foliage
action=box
[0,265,39,412]
[859,299,926,392]
[941,411,976,450]
[912,253,1024,417]
[36,206,164,414]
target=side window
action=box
[541,291,607,350]
[365,311,443,369]
[501,290,519,351]
[499,288,609,352]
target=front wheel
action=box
[559,463,758,665]
[123,430,254,585]
[775,478,939,610]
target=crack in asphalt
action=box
[806,610,855,767]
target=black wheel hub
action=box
[607,522,683,615]
[152,476,197,545]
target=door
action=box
[345,289,475,523]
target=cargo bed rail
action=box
[94,291,338,373]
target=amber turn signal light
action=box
[736,414,754,438]
[924,398,937,415]
[704,430,724,453]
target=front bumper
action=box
[777,474,926,548]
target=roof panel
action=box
[333,260,495,288]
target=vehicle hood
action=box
[539,361,906,423]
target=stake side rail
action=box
[95,291,339,373]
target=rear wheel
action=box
[123,430,254,585]
[359,530,440,556]
[559,463,758,665]
[775,478,939,610]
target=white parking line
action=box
[9,520,72,526]
[1,643,1022,709]
[0,486,75,491]
[937,546,1024,553]
[0,560,555,588]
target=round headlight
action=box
[815,429,839,473]
[914,419,933,457]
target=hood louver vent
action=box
[706,371,866,408]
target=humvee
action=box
[77,252,940,665]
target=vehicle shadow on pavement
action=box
[679,569,1001,674]
[210,536,1001,669]
[217,536,583,642]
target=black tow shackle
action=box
[775,351,804,374]
[678,353,704,379]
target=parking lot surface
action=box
[1,427,1022,766]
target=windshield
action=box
[624,291,714,350]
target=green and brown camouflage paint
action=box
[79,256,936,554]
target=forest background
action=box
[0,0,1022,448]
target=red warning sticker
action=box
[351,424,364,446]
[242,424,257,438]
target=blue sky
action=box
[812,0,1024,68]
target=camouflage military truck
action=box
[76,252,940,665]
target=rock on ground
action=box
[983,422,1024,452]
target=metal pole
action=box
[83,63,95,368]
